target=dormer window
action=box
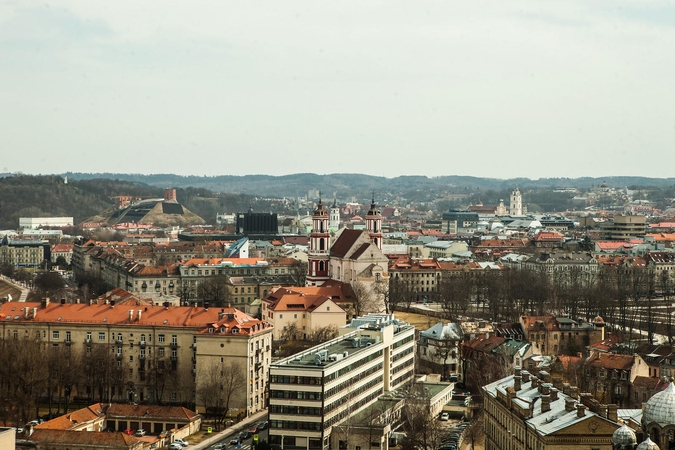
[232,328,239,334]
[208,327,214,333]
[220,327,226,333]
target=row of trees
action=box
[0,338,194,426]
[381,265,675,344]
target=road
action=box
[205,427,269,450]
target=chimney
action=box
[60,298,66,305]
[218,311,225,320]
[76,298,80,304]
[23,307,29,319]
[570,386,579,399]
[552,376,563,390]
[41,297,50,308]
[514,375,522,391]
[565,399,576,412]
[137,310,142,321]
[580,393,593,407]
[541,384,551,412]
[562,383,570,395]
[204,302,209,311]
[32,307,37,319]
[530,375,538,388]
[129,310,134,322]
[538,379,544,393]
[110,300,115,308]
[550,387,559,401]
[576,404,586,418]
[522,370,531,383]
[540,371,551,383]
[607,404,618,422]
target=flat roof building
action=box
[268,313,415,450]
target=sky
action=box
[1,1,675,179]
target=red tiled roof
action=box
[23,429,141,447]
[586,353,636,371]
[104,403,198,420]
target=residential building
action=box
[483,368,621,450]
[441,210,479,234]
[0,301,272,415]
[389,257,441,298]
[581,353,650,407]
[417,322,463,378]
[520,315,605,356]
[261,285,347,340]
[0,427,15,449]
[268,313,415,450]
[51,243,74,265]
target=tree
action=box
[400,383,444,450]
[34,271,66,298]
[197,360,246,431]
[308,325,339,345]
[197,275,230,306]
[351,281,377,316]
[289,260,308,287]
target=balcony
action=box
[170,355,177,361]
[116,339,123,344]
[139,341,146,348]
[85,338,92,344]
[191,343,197,349]
[139,354,146,360]
[65,340,72,346]
[169,342,178,349]
[116,354,123,360]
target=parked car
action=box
[439,412,450,421]
[240,431,251,440]
[214,445,226,450]
[159,430,169,438]
[449,374,459,382]
[230,437,240,445]
[135,429,146,436]
[257,421,268,430]
[173,438,189,447]
[169,444,183,450]
[249,425,259,434]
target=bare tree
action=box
[197,360,246,430]
[197,275,230,307]
[351,281,377,317]
[308,325,339,345]
[400,383,444,450]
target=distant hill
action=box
[61,172,675,198]
[0,175,255,229]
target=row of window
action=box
[270,375,322,385]
[325,363,383,399]
[324,350,383,383]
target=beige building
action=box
[0,236,47,268]
[261,285,347,340]
[483,368,621,450]
[268,313,415,450]
[0,300,272,415]
[0,427,15,449]
[601,215,647,240]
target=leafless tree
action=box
[196,360,246,430]
[308,324,339,345]
[351,281,377,316]
[197,275,230,307]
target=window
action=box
[158,334,165,343]
[159,348,165,357]
[86,332,92,341]
[66,331,71,342]
[172,335,177,344]
[129,355,133,362]
[53,331,60,340]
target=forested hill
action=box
[0,175,255,229]
[60,172,675,198]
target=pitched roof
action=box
[330,229,364,258]
[586,353,636,371]
[104,403,198,420]
[36,403,106,430]
[21,429,141,447]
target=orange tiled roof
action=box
[104,403,198,420]
[586,353,636,371]
[23,429,140,447]
[0,302,270,336]
[521,316,560,332]
[36,403,106,430]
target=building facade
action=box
[268,314,415,450]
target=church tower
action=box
[329,199,340,232]
[510,187,523,216]
[366,194,383,250]
[306,196,331,286]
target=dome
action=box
[636,438,660,450]
[612,424,637,446]
[643,382,675,427]
[593,315,605,325]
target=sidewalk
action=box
[191,410,269,450]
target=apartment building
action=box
[600,215,647,240]
[0,300,272,415]
[0,236,49,268]
[268,314,415,450]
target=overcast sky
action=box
[1,1,674,179]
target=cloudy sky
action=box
[1,1,674,179]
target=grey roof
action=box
[612,424,637,446]
[643,382,675,428]
[420,322,463,341]
[483,374,618,436]
[636,438,660,450]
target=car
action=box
[249,425,259,434]
[448,374,459,382]
[169,444,183,450]
[240,431,251,440]
[27,420,40,426]
[135,429,146,436]
[173,438,189,447]
[15,427,24,434]
[257,421,268,430]
[230,438,240,445]
[159,430,169,438]
[214,445,226,450]
[439,412,450,421]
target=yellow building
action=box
[0,299,272,416]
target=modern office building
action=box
[600,215,647,240]
[268,314,415,450]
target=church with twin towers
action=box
[305,194,389,312]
